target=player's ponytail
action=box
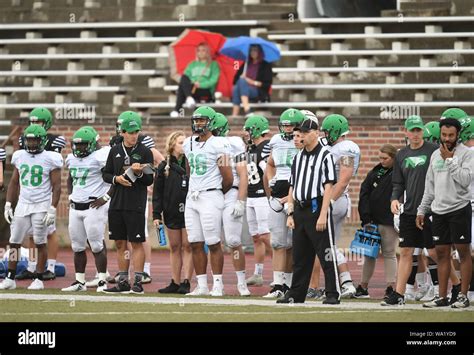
[164,131,185,178]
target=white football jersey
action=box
[11,149,63,204]
[268,134,299,182]
[66,146,111,203]
[328,139,360,194]
[469,145,474,203]
[183,135,231,192]
[227,136,246,187]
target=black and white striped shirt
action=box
[0,148,6,162]
[289,143,337,201]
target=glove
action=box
[4,202,13,224]
[42,206,56,226]
[231,200,246,218]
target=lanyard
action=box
[122,142,137,166]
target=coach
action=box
[277,118,340,304]
[102,112,154,294]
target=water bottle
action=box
[157,224,167,247]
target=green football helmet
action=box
[279,108,305,140]
[29,107,53,131]
[81,125,100,142]
[24,124,47,154]
[459,116,474,143]
[72,126,98,158]
[210,112,229,137]
[440,107,468,120]
[321,114,350,145]
[243,114,270,141]
[423,121,440,143]
[191,106,216,134]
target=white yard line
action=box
[0,293,471,312]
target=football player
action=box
[1,125,62,290]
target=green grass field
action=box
[0,290,472,322]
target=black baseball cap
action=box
[296,118,319,132]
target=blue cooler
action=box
[349,224,381,258]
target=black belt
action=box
[70,201,92,210]
[205,188,223,192]
[231,186,239,190]
[295,198,321,209]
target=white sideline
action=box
[0,293,472,312]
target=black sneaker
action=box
[423,296,449,308]
[158,279,180,294]
[107,272,120,284]
[177,279,191,294]
[282,284,290,296]
[354,285,370,299]
[103,279,131,294]
[15,269,36,280]
[383,285,394,301]
[323,296,340,305]
[381,291,405,306]
[451,293,470,309]
[41,270,56,281]
[449,283,461,305]
[130,282,144,295]
[277,295,302,304]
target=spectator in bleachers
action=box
[170,43,220,118]
[153,131,193,294]
[231,45,273,118]
[355,144,398,300]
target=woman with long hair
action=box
[170,43,220,117]
[153,131,193,294]
[231,44,273,117]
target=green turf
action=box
[0,295,472,322]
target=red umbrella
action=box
[169,29,241,99]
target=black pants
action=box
[288,202,339,302]
[175,75,213,111]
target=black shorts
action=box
[399,214,434,249]
[108,210,146,243]
[431,203,472,245]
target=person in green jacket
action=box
[170,43,220,118]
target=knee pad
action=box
[225,233,242,249]
[90,240,104,254]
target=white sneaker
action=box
[97,280,107,293]
[0,278,16,290]
[85,271,111,288]
[62,281,86,292]
[263,285,285,298]
[184,96,196,109]
[210,284,225,297]
[420,285,436,302]
[246,274,263,287]
[415,284,431,301]
[169,110,179,118]
[405,289,416,301]
[186,286,210,296]
[28,279,44,290]
[340,283,356,298]
[237,283,251,296]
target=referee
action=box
[277,118,340,304]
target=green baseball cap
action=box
[121,116,141,133]
[404,115,424,131]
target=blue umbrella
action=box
[220,36,281,63]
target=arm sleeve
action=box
[445,150,473,188]
[358,171,374,225]
[391,153,405,201]
[198,61,220,90]
[102,148,116,184]
[141,135,156,149]
[51,136,66,153]
[152,165,165,220]
[50,152,64,170]
[417,160,435,215]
